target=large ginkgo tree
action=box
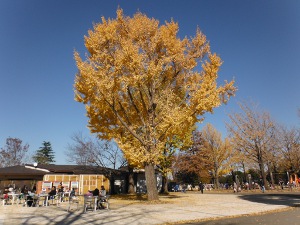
[74,9,236,200]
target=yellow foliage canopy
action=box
[201,123,239,177]
[74,9,236,167]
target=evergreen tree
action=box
[32,141,55,164]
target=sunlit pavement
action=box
[1,192,299,225]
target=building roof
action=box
[0,164,123,179]
[0,165,47,176]
[29,164,115,175]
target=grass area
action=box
[109,192,189,205]
[109,188,300,204]
[111,193,148,201]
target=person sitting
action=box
[98,186,107,209]
[8,185,14,193]
[31,185,37,193]
[93,188,99,196]
[48,186,57,200]
[69,188,76,199]
[100,186,106,198]
[26,191,35,207]
[3,188,9,205]
[84,190,93,196]
[21,185,29,195]
[58,185,64,193]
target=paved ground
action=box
[0,191,299,225]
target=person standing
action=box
[199,182,204,194]
[233,182,237,193]
[259,178,265,193]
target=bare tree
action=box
[277,126,300,174]
[0,137,29,167]
[66,132,126,169]
[227,102,276,189]
[65,133,95,166]
[90,141,127,170]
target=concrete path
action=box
[0,192,299,225]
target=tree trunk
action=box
[267,163,275,188]
[258,154,268,190]
[213,167,219,189]
[128,166,135,194]
[242,162,247,183]
[215,176,219,189]
[160,174,168,194]
[145,163,159,201]
[256,144,268,190]
[109,175,115,194]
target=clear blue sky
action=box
[1,0,299,165]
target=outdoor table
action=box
[63,191,70,201]
[67,195,80,212]
[8,193,19,205]
[38,194,49,206]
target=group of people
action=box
[84,185,107,209]
[1,184,37,206]
[2,183,107,207]
[22,183,72,206]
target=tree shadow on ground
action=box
[238,193,300,207]
[112,193,185,201]
[17,204,166,225]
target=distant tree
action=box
[66,132,127,169]
[201,123,238,189]
[158,141,177,194]
[0,137,29,167]
[277,126,300,174]
[90,141,127,170]
[227,102,275,190]
[65,133,94,166]
[247,168,261,182]
[32,141,55,164]
[66,132,129,194]
[159,131,193,193]
[174,131,212,184]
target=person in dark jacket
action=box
[199,182,204,194]
[48,186,57,200]
[93,188,99,196]
[259,178,265,193]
